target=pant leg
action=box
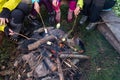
[103,0,116,9]
[69,0,76,10]
[10,2,28,24]
[88,0,105,22]
[52,0,61,12]
[16,2,29,16]
[42,0,54,12]
[11,9,25,24]
[81,0,92,16]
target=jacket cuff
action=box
[32,0,40,3]
[0,8,11,18]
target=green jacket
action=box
[0,0,21,12]
[77,0,84,9]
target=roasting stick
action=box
[38,13,48,35]
[62,16,77,41]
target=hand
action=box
[34,2,40,14]
[9,28,15,36]
[74,6,81,17]
[52,0,59,7]
[0,18,9,25]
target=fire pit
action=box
[8,27,89,80]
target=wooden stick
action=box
[59,54,90,59]
[28,35,56,50]
[34,27,54,33]
[56,57,64,80]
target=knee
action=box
[11,9,24,23]
[17,2,30,15]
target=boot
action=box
[79,15,88,25]
[48,11,55,25]
[0,31,4,45]
[10,24,22,42]
[4,20,23,42]
[86,22,97,30]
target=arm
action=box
[0,0,21,25]
[2,0,21,11]
[74,0,84,16]
[77,0,83,9]
[32,0,40,14]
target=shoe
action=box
[27,15,42,27]
[10,22,23,42]
[48,11,55,25]
[4,19,23,42]
[79,15,88,24]
[55,10,61,23]
[86,22,97,30]
[67,9,73,22]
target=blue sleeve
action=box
[32,0,40,3]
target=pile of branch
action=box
[0,27,89,80]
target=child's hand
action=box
[0,18,9,25]
[52,0,59,7]
[9,28,15,36]
[34,2,40,14]
[74,6,81,17]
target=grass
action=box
[0,4,120,80]
[82,30,120,80]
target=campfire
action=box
[1,26,90,80]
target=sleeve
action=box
[2,0,21,11]
[0,8,11,18]
[77,0,84,9]
[32,0,40,3]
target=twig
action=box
[62,16,77,40]
[38,13,48,34]
[14,32,38,40]
[56,57,64,80]
[59,54,90,59]
[66,59,81,73]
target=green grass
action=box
[82,30,120,80]
[113,0,120,16]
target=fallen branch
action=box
[34,27,54,33]
[14,32,38,40]
[59,54,90,59]
[56,57,64,80]
[0,69,14,76]
[28,35,56,50]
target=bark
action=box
[56,58,64,80]
[97,24,120,54]
[34,27,54,33]
[0,70,14,76]
[28,35,56,50]
[59,54,90,59]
